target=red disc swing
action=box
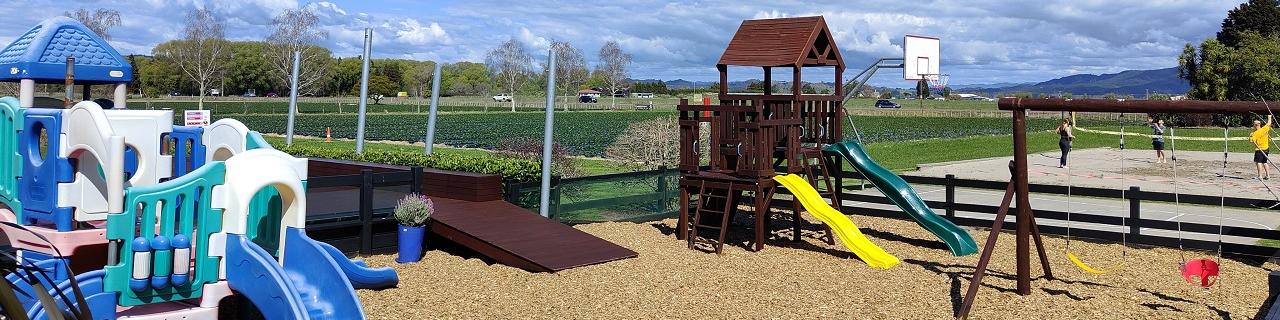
[1169,125,1223,289]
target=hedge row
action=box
[276,145,541,183]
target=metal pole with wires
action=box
[538,49,557,218]
[355,28,372,154]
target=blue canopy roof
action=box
[0,17,132,84]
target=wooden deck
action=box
[306,158,637,272]
[429,197,638,272]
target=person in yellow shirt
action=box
[1252,115,1273,180]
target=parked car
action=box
[578,95,598,103]
[243,89,257,97]
[874,99,901,108]
[492,94,512,102]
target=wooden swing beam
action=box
[958,97,1272,319]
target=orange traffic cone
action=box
[325,127,332,143]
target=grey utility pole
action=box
[355,28,372,154]
[424,63,443,155]
[539,49,557,218]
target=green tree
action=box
[139,56,181,97]
[327,57,363,95]
[1217,0,1280,48]
[878,92,891,99]
[354,75,398,104]
[224,41,273,96]
[1179,39,1231,101]
[915,80,928,98]
[1228,32,1280,101]
[441,62,490,95]
[584,68,608,89]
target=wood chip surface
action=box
[354,212,1276,319]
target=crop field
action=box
[133,95,998,115]
[133,95,695,114]
[223,111,675,157]
[220,110,1075,157]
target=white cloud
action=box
[395,19,450,46]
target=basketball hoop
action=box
[925,74,950,91]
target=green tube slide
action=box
[825,140,978,256]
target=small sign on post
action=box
[184,110,211,126]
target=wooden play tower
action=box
[675,16,846,253]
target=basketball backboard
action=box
[903,35,940,81]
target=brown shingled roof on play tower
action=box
[717,16,844,68]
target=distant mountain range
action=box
[960,67,1190,96]
[638,67,1189,96]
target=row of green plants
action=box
[236,113,1091,158]
[276,144,541,183]
[232,111,673,157]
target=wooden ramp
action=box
[429,197,638,272]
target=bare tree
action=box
[154,9,224,110]
[605,116,681,169]
[598,41,632,109]
[547,40,587,110]
[485,38,532,112]
[267,8,329,96]
[64,8,121,40]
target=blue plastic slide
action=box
[226,228,368,320]
[26,269,118,320]
[316,240,398,289]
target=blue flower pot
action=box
[396,224,426,263]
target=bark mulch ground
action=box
[355,213,1276,319]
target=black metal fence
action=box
[815,170,1280,259]
[505,168,680,224]
[304,168,421,255]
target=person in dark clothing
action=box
[1147,117,1166,164]
[1057,118,1074,168]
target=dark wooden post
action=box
[1129,186,1141,240]
[1012,109,1032,295]
[945,174,956,219]
[410,166,423,194]
[1267,271,1280,319]
[677,183,689,241]
[359,169,374,255]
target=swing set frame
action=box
[957,97,1275,319]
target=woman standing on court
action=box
[1057,118,1074,168]
[1148,117,1166,163]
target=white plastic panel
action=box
[218,149,307,263]
[904,34,940,80]
[201,118,250,163]
[57,101,125,221]
[104,109,174,187]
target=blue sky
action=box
[0,0,1244,87]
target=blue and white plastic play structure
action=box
[0,17,397,320]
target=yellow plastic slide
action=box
[774,174,900,269]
